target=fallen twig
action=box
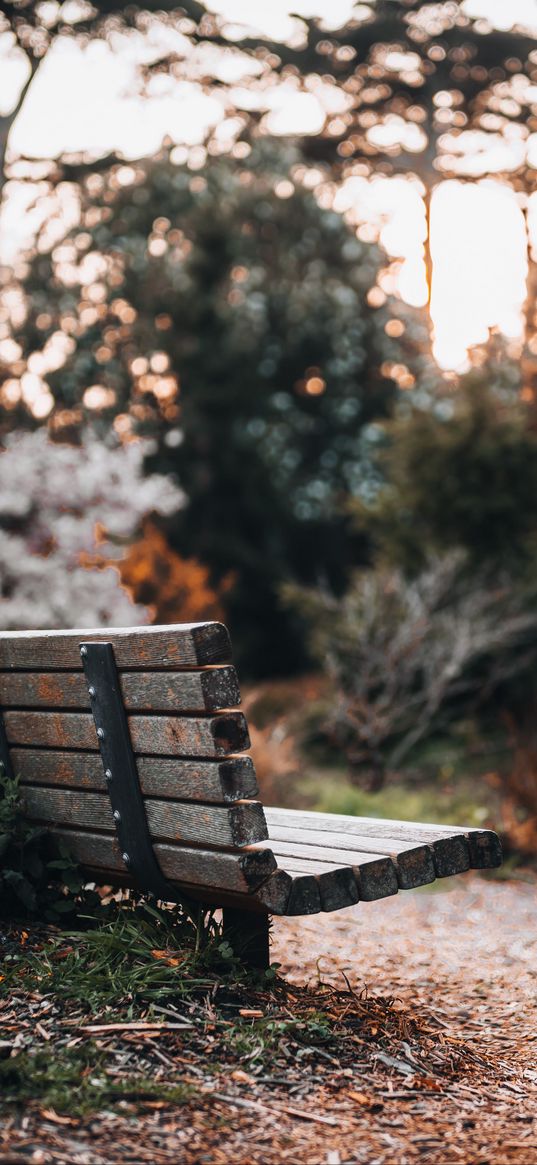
[211,1092,340,1126]
[76,1021,193,1034]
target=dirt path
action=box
[270,874,537,1164]
[1,874,536,1164]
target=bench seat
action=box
[254,807,501,915]
[0,621,502,962]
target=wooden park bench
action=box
[0,622,502,967]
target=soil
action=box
[1,873,536,1165]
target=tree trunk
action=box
[0,58,40,198]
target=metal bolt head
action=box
[88,686,96,698]
[80,645,87,657]
[105,768,112,782]
[113,810,121,823]
[122,852,131,867]
[96,727,105,740]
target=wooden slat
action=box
[254,870,294,916]
[268,823,453,884]
[11,750,258,804]
[0,623,230,670]
[21,786,268,848]
[263,838,398,902]
[265,808,484,876]
[0,667,241,713]
[265,820,435,890]
[269,854,358,913]
[253,867,322,916]
[3,710,250,757]
[286,875,322,916]
[464,830,502,869]
[48,828,276,894]
[266,815,498,871]
[85,865,286,916]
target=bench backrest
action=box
[0,623,276,904]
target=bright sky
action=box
[0,0,536,372]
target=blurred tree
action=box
[0,1,197,193]
[7,144,412,671]
[285,551,537,790]
[175,0,537,295]
[0,427,184,629]
[289,370,537,847]
[360,368,537,574]
[240,6,535,163]
[4,2,535,267]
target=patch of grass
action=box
[295,725,506,830]
[222,1010,332,1061]
[2,917,507,1124]
[300,770,497,828]
[0,1044,194,1117]
[0,902,268,1015]
[0,907,279,1117]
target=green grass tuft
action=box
[0,1044,194,1117]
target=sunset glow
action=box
[430,183,528,370]
[0,0,535,377]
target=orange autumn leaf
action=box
[151,948,186,967]
[119,520,235,624]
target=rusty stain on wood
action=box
[0,666,241,713]
[12,750,258,803]
[20,786,268,848]
[0,623,231,670]
[47,828,277,893]
[4,710,250,757]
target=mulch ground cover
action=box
[1,873,536,1164]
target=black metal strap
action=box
[80,641,180,902]
[0,711,15,782]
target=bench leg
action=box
[222,908,270,970]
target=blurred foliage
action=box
[285,550,537,788]
[8,144,415,671]
[287,374,537,850]
[3,1,536,193]
[0,1,191,188]
[201,0,536,175]
[1,0,537,843]
[0,762,99,921]
[120,519,234,624]
[1,1,534,669]
[359,372,537,574]
[0,428,183,629]
[299,768,499,834]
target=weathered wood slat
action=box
[4,710,250,757]
[0,623,230,671]
[265,808,495,873]
[11,750,258,804]
[262,838,398,901]
[265,821,435,890]
[266,821,467,881]
[21,786,268,848]
[0,667,241,713]
[286,875,322,916]
[464,830,502,869]
[266,807,462,844]
[269,854,358,913]
[250,865,322,916]
[47,828,276,893]
[254,870,294,915]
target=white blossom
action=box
[0,429,185,629]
